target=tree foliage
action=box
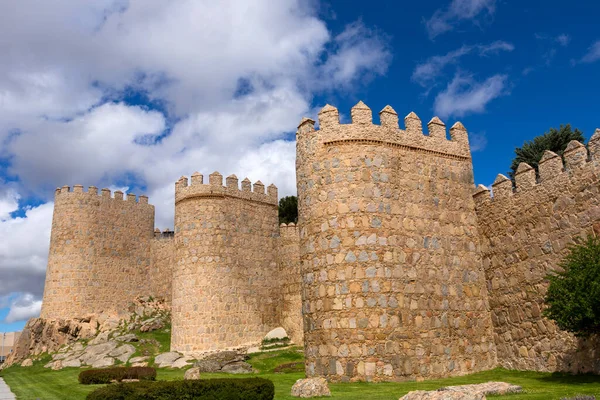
[278,195,298,224]
[544,236,600,337]
[508,124,584,180]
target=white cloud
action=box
[3,293,43,323]
[434,72,508,118]
[0,202,53,298]
[425,0,496,39]
[469,132,488,152]
[581,40,600,64]
[318,21,391,88]
[556,34,571,47]
[0,0,392,304]
[0,190,20,221]
[412,40,513,87]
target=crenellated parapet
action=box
[54,185,150,205]
[279,222,298,238]
[473,134,600,207]
[297,101,472,160]
[174,171,278,206]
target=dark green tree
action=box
[508,124,584,180]
[544,236,600,337]
[278,195,298,225]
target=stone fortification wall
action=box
[149,230,176,307]
[171,172,281,353]
[296,102,497,382]
[41,186,155,319]
[277,223,303,344]
[475,131,600,374]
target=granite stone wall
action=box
[277,223,303,344]
[296,102,497,382]
[149,231,176,307]
[170,172,281,353]
[475,132,600,374]
[41,186,155,319]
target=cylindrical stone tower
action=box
[296,102,497,382]
[41,186,155,319]
[171,172,280,353]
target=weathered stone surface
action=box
[440,382,522,395]
[221,361,253,374]
[194,359,222,373]
[399,391,484,400]
[62,359,82,368]
[171,357,193,369]
[20,359,33,367]
[80,341,118,365]
[140,318,164,333]
[115,334,138,343]
[4,317,97,367]
[89,357,114,368]
[129,356,149,364]
[291,377,331,398]
[108,344,136,363]
[155,352,182,367]
[44,360,63,370]
[184,367,201,380]
[265,327,288,340]
[399,382,521,399]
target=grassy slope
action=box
[2,346,600,400]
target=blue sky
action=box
[1,0,599,333]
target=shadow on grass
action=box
[536,371,600,385]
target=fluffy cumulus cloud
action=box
[3,294,43,324]
[434,73,508,118]
[425,0,496,39]
[0,0,391,323]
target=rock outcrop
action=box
[291,377,331,398]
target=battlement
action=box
[297,101,471,159]
[279,222,298,238]
[473,132,600,207]
[154,228,175,239]
[54,185,150,205]
[174,171,278,206]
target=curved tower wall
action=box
[41,186,155,319]
[296,102,497,382]
[171,172,280,353]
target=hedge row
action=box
[79,367,156,384]
[86,378,275,400]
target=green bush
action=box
[544,236,600,336]
[78,366,156,385]
[86,377,275,400]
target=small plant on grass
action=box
[544,236,600,336]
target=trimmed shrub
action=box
[79,366,156,384]
[86,377,275,400]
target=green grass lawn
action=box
[2,348,600,400]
